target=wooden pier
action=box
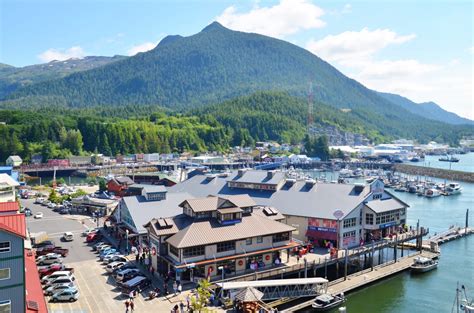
[400,226,473,252]
[281,251,439,312]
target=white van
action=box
[106,261,125,273]
[41,271,74,284]
[62,232,74,242]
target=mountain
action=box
[377,92,473,125]
[0,55,127,98]
[2,22,473,144]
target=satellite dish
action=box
[333,210,344,219]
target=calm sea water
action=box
[323,163,474,313]
[408,152,474,173]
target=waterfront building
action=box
[169,170,409,249]
[71,194,119,215]
[143,194,296,281]
[68,155,92,166]
[107,176,135,197]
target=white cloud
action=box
[306,28,415,63]
[127,42,156,56]
[216,0,325,39]
[38,46,85,62]
[342,4,352,14]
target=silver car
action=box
[51,288,79,302]
[44,283,76,296]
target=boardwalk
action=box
[281,251,438,312]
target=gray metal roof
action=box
[142,185,167,194]
[228,170,285,185]
[224,195,256,208]
[234,287,264,302]
[122,192,192,234]
[114,176,134,185]
[181,197,220,213]
[217,207,243,214]
[169,171,372,220]
[166,214,295,248]
[365,198,406,213]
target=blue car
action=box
[99,248,117,259]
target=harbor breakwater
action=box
[394,163,474,183]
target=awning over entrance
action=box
[306,229,337,241]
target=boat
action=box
[410,256,438,273]
[394,186,407,192]
[424,188,441,198]
[439,155,460,162]
[410,156,421,162]
[311,293,346,311]
[446,182,462,195]
[454,283,474,313]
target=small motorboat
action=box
[424,188,441,198]
[312,293,346,311]
[446,182,462,195]
[439,155,460,162]
[410,256,438,273]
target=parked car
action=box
[34,212,44,219]
[37,254,63,266]
[51,288,79,302]
[35,197,45,204]
[99,248,118,260]
[38,264,73,278]
[59,208,70,214]
[82,228,99,237]
[96,245,112,253]
[34,240,55,249]
[92,241,106,250]
[44,275,76,288]
[112,263,136,277]
[62,232,74,242]
[42,200,51,207]
[106,261,126,273]
[86,232,102,243]
[115,268,140,282]
[119,276,151,295]
[36,247,69,257]
[48,202,57,209]
[23,208,32,216]
[103,254,127,264]
[41,271,74,285]
[44,283,76,296]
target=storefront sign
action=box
[308,218,337,232]
[379,221,397,229]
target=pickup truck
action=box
[36,246,69,257]
[38,264,74,278]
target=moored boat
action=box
[311,293,346,311]
[410,256,438,273]
[439,155,460,162]
[424,188,441,198]
[446,182,462,195]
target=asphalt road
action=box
[22,199,98,263]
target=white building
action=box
[6,155,22,167]
[0,174,19,202]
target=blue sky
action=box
[1,0,472,119]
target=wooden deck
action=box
[281,251,439,312]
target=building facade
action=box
[0,174,19,203]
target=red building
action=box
[107,176,135,197]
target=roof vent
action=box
[285,178,296,185]
[263,207,278,216]
[354,183,365,193]
[205,174,216,181]
[305,179,316,186]
[218,172,230,178]
[237,169,247,176]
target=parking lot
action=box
[23,199,197,313]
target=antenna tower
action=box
[307,82,314,134]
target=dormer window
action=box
[217,207,243,225]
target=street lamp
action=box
[125,229,129,255]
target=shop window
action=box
[183,245,204,258]
[246,238,252,245]
[217,241,236,253]
[272,232,289,243]
[365,213,374,225]
[343,218,356,228]
[169,245,179,257]
[257,236,263,244]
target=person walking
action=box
[186,295,190,310]
[130,299,135,312]
[125,299,130,313]
[177,283,182,294]
[173,281,178,295]
[179,301,185,313]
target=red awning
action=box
[306,229,337,241]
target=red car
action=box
[86,232,102,243]
[38,264,65,278]
[36,247,69,257]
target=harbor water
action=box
[321,158,474,313]
[409,152,474,173]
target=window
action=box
[169,245,179,257]
[217,241,235,253]
[343,231,356,238]
[257,236,263,244]
[272,232,289,243]
[183,246,205,258]
[375,210,400,225]
[0,242,10,253]
[343,218,357,228]
[246,238,252,245]
[0,268,10,280]
[0,300,11,313]
[365,213,374,225]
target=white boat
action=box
[424,188,441,198]
[410,256,438,273]
[312,293,346,311]
[455,284,474,313]
[446,182,462,195]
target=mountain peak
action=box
[201,21,227,32]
